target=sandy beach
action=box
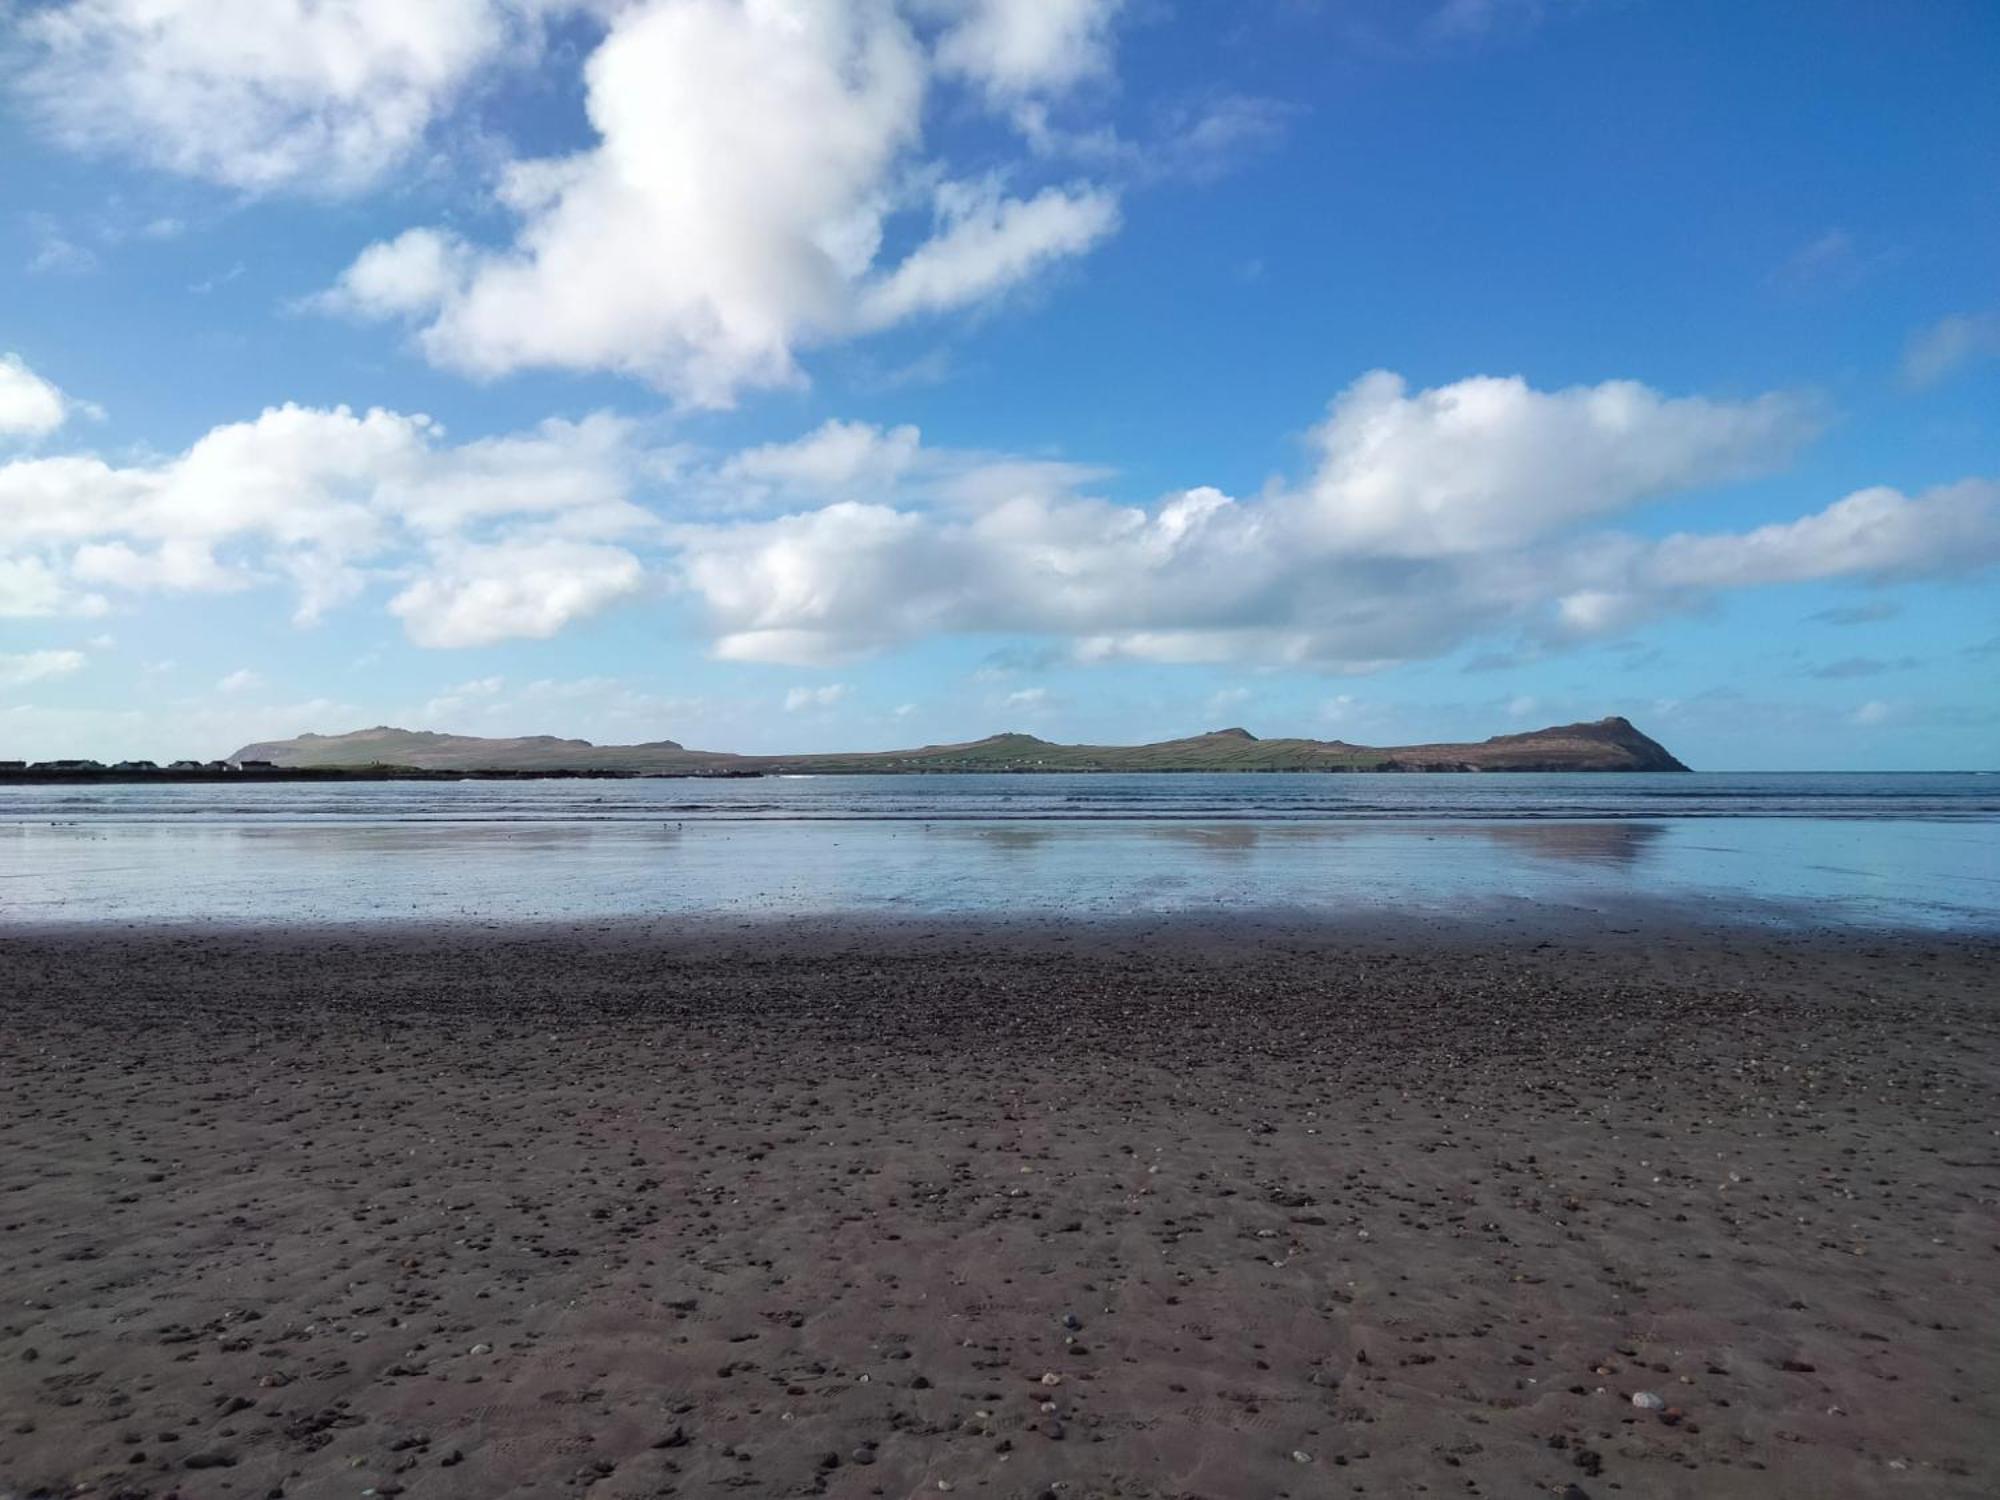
[2,915,1996,1499]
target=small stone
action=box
[469,1343,492,1356]
[1039,1372,1062,1386]
[1060,1313,1082,1331]
[1291,1449,1313,1464]
[1630,1391,1665,1411]
[849,1447,876,1466]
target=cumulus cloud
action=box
[312,228,475,318]
[0,649,87,688]
[932,0,1125,102]
[668,371,1834,665]
[720,420,923,507]
[0,354,77,438]
[0,556,103,619]
[1646,480,2000,590]
[11,0,535,195]
[1293,371,1817,556]
[325,0,1123,405]
[8,368,1994,674]
[390,538,645,647]
[0,401,652,640]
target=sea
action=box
[2,771,1996,931]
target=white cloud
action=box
[0,354,76,438]
[0,556,105,619]
[216,668,263,694]
[670,370,1833,665]
[720,420,922,506]
[784,682,851,712]
[13,0,535,194]
[1900,311,2000,390]
[312,228,475,318]
[1292,370,1817,556]
[1002,685,1047,709]
[0,400,656,641]
[933,0,1124,102]
[389,538,645,647]
[8,368,1994,678]
[0,649,87,688]
[326,0,1121,406]
[1646,480,2000,590]
[856,178,1119,330]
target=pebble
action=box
[1631,1391,1665,1411]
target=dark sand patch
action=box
[2,916,1996,1498]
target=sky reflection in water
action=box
[5,809,1993,931]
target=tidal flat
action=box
[3,915,1995,1498]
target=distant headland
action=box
[0,717,1689,782]
[227,715,1687,776]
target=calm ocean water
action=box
[3,772,1996,929]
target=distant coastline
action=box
[5,716,1692,781]
[217,715,1691,776]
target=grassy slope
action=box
[236,720,1688,773]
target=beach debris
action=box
[1630,1391,1665,1411]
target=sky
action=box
[1,0,1996,770]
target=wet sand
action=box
[2,914,1997,1498]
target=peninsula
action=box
[219,715,1689,775]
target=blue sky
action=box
[2,0,1996,769]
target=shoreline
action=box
[3,917,1996,1497]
